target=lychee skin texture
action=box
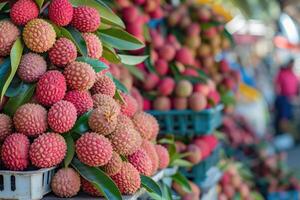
[175,48,194,66]
[155,145,170,169]
[141,140,159,175]
[185,144,201,165]
[101,151,122,176]
[51,168,81,198]
[143,73,159,90]
[91,75,116,97]
[1,133,30,171]
[148,114,159,140]
[119,93,138,117]
[153,96,171,111]
[81,178,102,197]
[88,104,120,135]
[158,77,175,96]
[36,70,67,106]
[13,103,47,137]
[82,33,103,59]
[111,162,141,195]
[175,80,193,98]
[75,132,113,167]
[49,38,77,67]
[30,133,67,168]
[132,111,154,140]
[48,0,73,26]
[155,59,169,76]
[128,148,152,176]
[64,61,96,91]
[0,20,20,57]
[10,0,39,26]
[108,126,141,156]
[71,6,101,32]
[64,90,93,115]
[92,93,119,110]
[189,92,207,111]
[0,114,12,142]
[48,100,77,133]
[158,44,176,61]
[23,19,56,53]
[17,53,47,83]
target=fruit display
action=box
[0,0,173,199]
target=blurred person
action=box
[274,59,299,136]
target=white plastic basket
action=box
[0,167,56,200]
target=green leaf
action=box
[63,133,75,168]
[71,158,122,200]
[98,28,144,50]
[172,172,192,193]
[125,65,144,81]
[0,58,11,89]
[69,0,124,28]
[141,175,162,197]
[64,26,88,57]
[118,54,148,65]
[102,44,120,64]
[5,76,23,97]
[162,182,173,200]
[113,77,128,93]
[114,89,125,104]
[76,56,108,72]
[0,2,7,10]
[71,111,92,134]
[3,83,35,116]
[158,138,174,145]
[171,159,193,168]
[34,0,44,8]
[1,38,23,102]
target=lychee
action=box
[30,132,67,168]
[155,145,170,169]
[122,6,139,23]
[153,96,171,111]
[132,111,154,140]
[13,103,47,136]
[183,68,198,77]
[189,92,207,111]
[148,114,159,141]
[175,48,194,66]
[17,53,47,83]
[108,125,141,156]
[82,33,103,59]
[158,44,176,61]
[88,103,120,135]
[0,20,20,57]
[10,0,39,26]
[130,87,143,111]
[111,162,141,195]
[207,90,220,106]
[49,38,77,67]
[141,140,159,175]
[51,168,81,198]
[81,178,102,197]
[116,114,134,129]
[175,80,193,97]
[48,100,77,133]
[155,59,169,76]
[101,151,122,176]
[1,133,30,171]
[128,148,152,176]
[118,93,138,117]
[48,0,73,26]
[71,6,100,32]
[75,132,113,167]
[173,97,188,110]
[0,114,12,142]
[143,73,159,90]
[36,70,67,106]
[158,77,175,96]
[185,144,202,164]
[91,75,115,97]
[64,61,96,91]
[193,83,210,96]
[23,19,56,53]
[92,93,119,110]
[187,23,200,36]
[64,90,93,115]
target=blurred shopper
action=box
[274,59,299,136]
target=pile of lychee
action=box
[0,0,170,198]
[172,179,201,200]
[175,135,219,166]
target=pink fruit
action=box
[175,47,194,66]
[155,59,169,76]
[158,44,176,61]
[91,75,116,97]
[143,73,160,90]
[10,0,39,25]
[158,77,175,96]
[122,6,139,23]
[187,23,200,36]
[186,144,202,164]
[189,92,207,111]
[155,145,170,169]
[118,93,138,117]
[128,148,152,176]
[173,97,188,110]
[207,90,221,107]
[48,0,73,26]
[71,6,100,32]
[183,68,199,77]
[153,96,171,111]
[194,83,210,96]
[64,90,93,115]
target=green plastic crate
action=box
[147,105,223,136]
